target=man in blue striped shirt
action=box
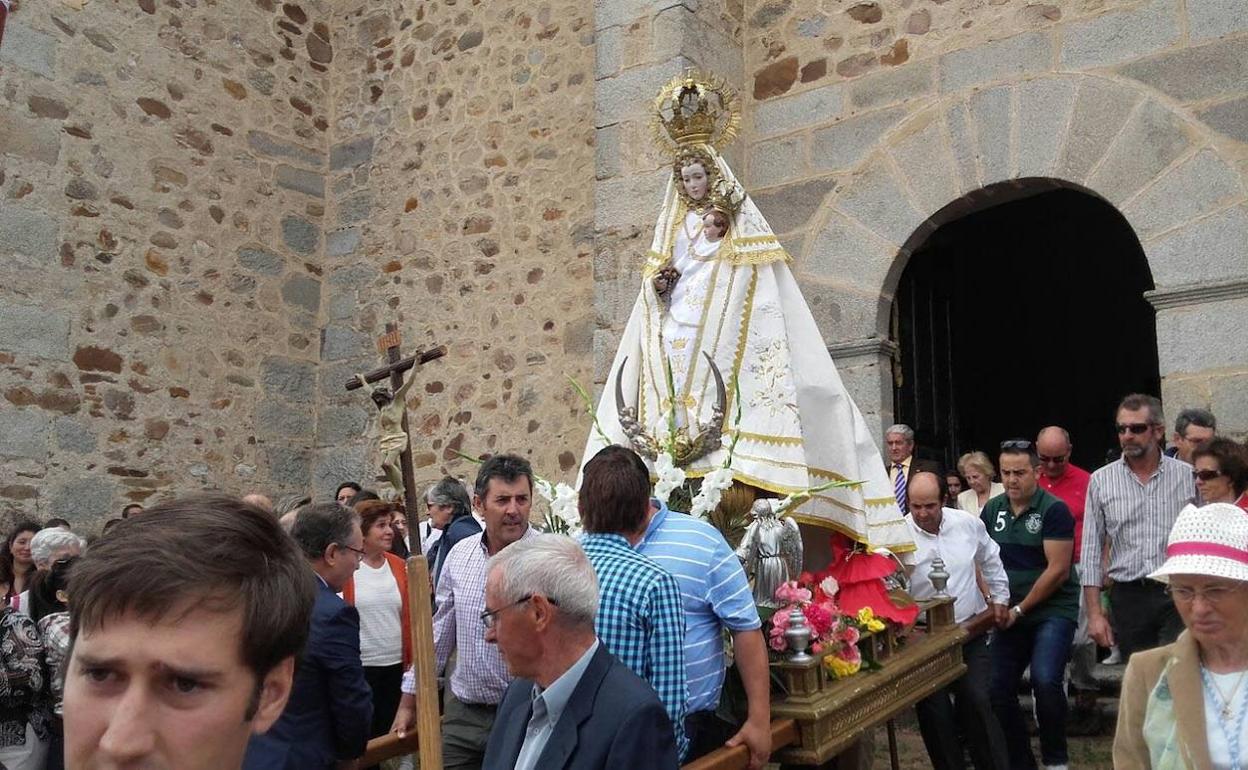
[579,446,689,760]
[639,496,772,769]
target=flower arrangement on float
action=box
[762,532,919,681]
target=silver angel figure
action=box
[735,499,804,607]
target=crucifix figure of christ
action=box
[345,322,446,522]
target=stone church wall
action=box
[1,0,339,525]
[315,0,597,499]
[732,0,1248,437]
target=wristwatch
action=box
[1009,605,1025,618]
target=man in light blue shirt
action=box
[638,497,772,769]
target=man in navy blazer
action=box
[480,534,678,770]
[244,503,374,770]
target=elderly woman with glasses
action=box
[957,451,1005,517]
[1191,438,1248,511]
[1115,502,1248,769]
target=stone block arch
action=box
[796,72,1248,346]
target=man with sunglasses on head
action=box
[1080,393,1196,664]
[982,439,1080,770]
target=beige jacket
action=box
[1114,630,1214,770]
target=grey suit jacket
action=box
[482,643,679,770]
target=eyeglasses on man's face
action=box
[1116,422,1152,435]
[480,594,559,629]
[337,543,366,562]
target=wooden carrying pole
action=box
[407,556,442,770]
[360,556,442,768]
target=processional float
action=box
[578,72,970,769]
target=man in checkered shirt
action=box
[578,445,689,760]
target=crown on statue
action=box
[705,177,745,218]
[652,70,741,155]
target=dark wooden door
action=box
[893,188,1161,474]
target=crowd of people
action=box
[895,395,1248,770]
[0,393,1244,770]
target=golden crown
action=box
[705,178,745,218]
[651,71,741,155]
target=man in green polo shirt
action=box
[981,440,1079,770]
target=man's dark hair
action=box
[427,476,472,520]
[999,440,1040,468]
[335,481,362,497]
[68,495,315,696]
[121,504,143,518]
[291,502,359,561]
[102,518,121,533]
[1174,407,1217,436]
[351,489,381,507]
[579,445,651,534]
[1118,393,1164,426]
[1193,437,1248,497]
[45,517,70,529]
[473,453,533,500]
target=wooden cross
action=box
[344,322,445,532]
[346,322,445,770]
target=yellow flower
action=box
[856,607,886,633]
[824,655,861,679]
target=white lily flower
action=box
[653,452,686,504]
[690,466,735,519]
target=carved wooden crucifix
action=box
[345,322,445,540]
[347,322,445,770]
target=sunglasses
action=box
[1116,423,1153,435]
[1193,469,1225,482]
[1000,439,1032,451]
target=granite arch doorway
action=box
[792,72,1248,447]
[889,181,1159,471]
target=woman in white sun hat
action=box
[1115,502,1248,769]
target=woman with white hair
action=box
[1115,502,1248,769]
[18,528,84,618]
[957,451,1006,517]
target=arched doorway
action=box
[892,183,1161,471]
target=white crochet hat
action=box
[1149,503,1248,584]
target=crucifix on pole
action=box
[345,322,445,537]
[346,322,445,770]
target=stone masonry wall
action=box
[317,0,598,497]
[0,0,337,527]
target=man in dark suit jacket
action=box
[885,423,943,513]
[244,503,374,770]
[480,534,678,770]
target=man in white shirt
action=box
[907,472,1010,770]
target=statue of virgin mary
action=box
[583,72,913,557]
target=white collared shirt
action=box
[908,507,1010,623]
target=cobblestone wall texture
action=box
[1,0,337,526]
[316,0,597,499]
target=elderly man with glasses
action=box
[480,535,678,770]
[1081,394,1196,664]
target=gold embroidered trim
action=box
[736,431,804,446]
